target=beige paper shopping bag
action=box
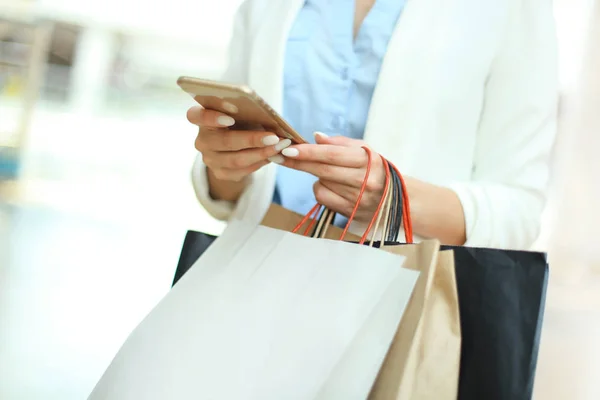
[369,245,461,400]
[262,204,461,399]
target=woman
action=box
[187,0,558,249]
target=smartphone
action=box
[177,76,306,144]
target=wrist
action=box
[403,177,466,245]
[206,167,249,203]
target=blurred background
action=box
[0,0,599,398]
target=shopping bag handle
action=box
[292,145,377,243]
[355,149,392,244]
[390,161,413,243]
[368,159,393,247]
[292,146,413,244]
[351,149,413,244]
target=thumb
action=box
[313,131,357,147]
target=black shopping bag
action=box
[440,245,548,400]
[172,230,217,286]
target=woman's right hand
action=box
[187,105,291,202]
[187,106,291,182]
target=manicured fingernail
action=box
[217,116,235,127]
[274,138,292,152]
[262,135,280,146]
[314,131,329,139]
[268,155,284,164]
[222,102,238,114]
[282,148,299,157]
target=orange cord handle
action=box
[292,203,321,235]
[339,146,374,242]
[356,153,391,244]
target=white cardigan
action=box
[192,0,558,249]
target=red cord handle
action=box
[292,147,413,244]
[355,152,391,244]
[338,146,374,242]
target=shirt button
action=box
[332,116,345,132]
[341,67,349,80]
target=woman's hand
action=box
[278,133,387,222]
[279,132,467,244]
[187,105,291,183]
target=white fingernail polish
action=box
[282,148,299,157]
[314,131,329,139]
[222,102,238,114]
[268,155,284,164]
[262,135,280,146]
[274,138,292,152]
[217,116,235,127]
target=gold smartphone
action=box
[177,76,306,144]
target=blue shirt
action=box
[275,0,406,219]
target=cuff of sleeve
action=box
[191,155,245,221]
[445,182,491,248]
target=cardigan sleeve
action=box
[191,0,268,222]
[448,0,559,249]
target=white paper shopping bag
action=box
[88,220,419,400]
[249,234,419,400]
[88,220,270,399]
[315,257,421,400]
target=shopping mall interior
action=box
[1,0,600,398]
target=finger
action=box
[320,180,383,213]
[212,144,290,169]
[211,159,270,182]
[281,144,367,168]
[189,96,239,115]
[313,181,354,216]
[187,106,236,128]
[313,132,365,147]
[318,180,358,203]
[282,160,366,187]
[199,128,286,152]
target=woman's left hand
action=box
[278,132,468,245]
[276,133,387,222]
